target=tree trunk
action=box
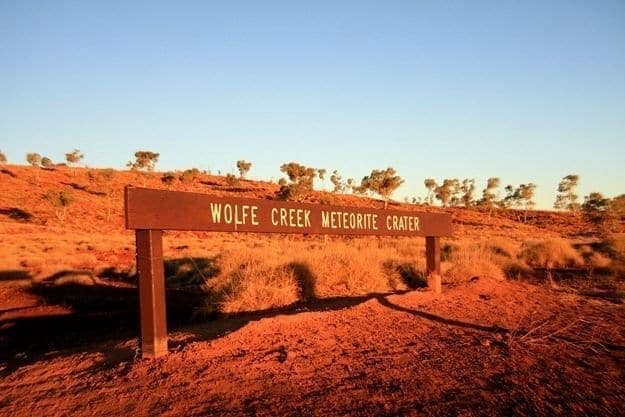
[106,195,111,222]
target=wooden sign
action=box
[124,186,453,358]
[125,187,452,237]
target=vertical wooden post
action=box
[426,236,441,294]
[136,229,168,358]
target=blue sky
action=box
[1,1,624,208]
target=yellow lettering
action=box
[210,203,222,223]
[322,211,330,228]
[251,206,259,225]
[280,208,288,226]
[224,204,233,224]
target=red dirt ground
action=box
[2,277,624,417]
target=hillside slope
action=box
[0,164,594,238]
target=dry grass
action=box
[602,234,625,260]
[588,252,612,268]
[1,163,621,316]
[443,241,506,283]
[210,253,300,314]
[518,238,585,269]
[181,238,427,314]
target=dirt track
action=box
[1,278,624,417]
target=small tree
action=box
[87,169,117,221]
[41,157,54,169]
[317,168,327,188]
[225,173,239,186]
[346,178,355,193]
[518,183,537,222]
[43,190,74,223]
[611,194,625,215]
[0,150,6,164]
[180,168,201,190]
[99,169,116,222]
[277,162,318,201]
[501,183,536,222]
[434,179,460,207]
[358,167,404,209]
[479,177,500,211]
[460,178,476,208]
[554,174,581,213]
[26,152,42,182]
[236,160,252,179]
[330,170,345,193]
[161,171,177,189]
[582,192,611,227]
[65,149,84,176]
[127,151,159,186]
[424,179,437,205]
[500,184,517,209]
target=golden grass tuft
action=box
[443,242,505,283]
[217,255,300,313]
[518,239,584,269]
[54,274,95,286]
[195,238,422,314]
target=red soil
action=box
[2,278,624,417]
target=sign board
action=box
[124,186,452,358]
[125,187,452,237]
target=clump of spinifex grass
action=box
[193,238,424,315]
[442,241,506,284]
[518,238,584,269]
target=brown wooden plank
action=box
[136,229,168,358]
[426,236,442,293]
[124,186,452,237]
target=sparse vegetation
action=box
[460,179,476,207]
[65,149,84,176]
[317,168,327,188]
[41,156,54,168]
[0,150,7,164]
[127,150,159,186]
[236,160,252,179]
[554,174,580,212]
[25,152,42,182]
[90,168,116,221]
[424,179,437,206]
[195,239,421,314]
[330,170,347,193]
[433,179,460,207]
[443,242,505,284]
[518,239,584,269]
[277,162,318,201]
[225,173,239,186]
[357,167,404,209]
[500,183,537,222]
[161,171,177,188]
[479,177,500,213]
[43,189,74,223]
[180,168,201,190]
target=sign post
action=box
[125,186,452,358]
